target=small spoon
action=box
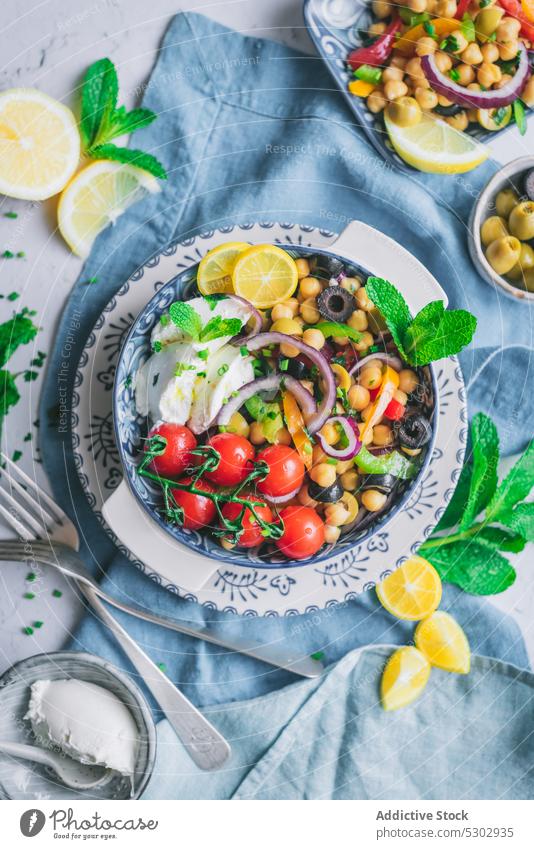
[0,740,113,790]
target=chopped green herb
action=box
[4,212,18,219]
[153,340,162,353]
[449,68,461,82]
[423,20,436,36]
[440,35,459,52]
[157,662,167,672]
[124,375,132,388]
[83,276,98,285]
[310,651,325,661]
[23,370,38,382]
[279,358,289,372]
[303,443,312,455]
[197,348,209,360]
[204,293,227,310]
[23,626,34,636]
[26,572,36,582]
[240,346,248,357]
[52,589,62,598]
[217,363,229,376]
[493,106,509,126]
[160,314,170,326]
[33,621,43,629]
[479,0,491,6]
[326,458,337,466]
[23,432,32,442]
[16,251,25,259]
[2,250,14,259]
[174,362,195,377]
[24,592,35,600]
[197,370,207,378]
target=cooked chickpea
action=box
[300,298,320,324]
[498,40,518,61]
[480,42,499,63]
[460,43,483,66]
[358,423,374,446]
[477,62,501,88]
[302,328,325,350]
[270,317,303,337]
[335,459,353,475]
[390,56,408,71]
[361,489,388,512]
[299,276,322,299]
[415,87,438,110]
[405,56,426,82]
[371,0,391,16]
[416,37,437,57]
[455,64,476,86]
[373,424,394,446]
[495,187,519,218]
[359,366,383,390]
[285,297,300,316]
[493,73,512,90]
[324,502,350,527]
[433,52,453,73]
[280,343,299,358]
[436,0,457,15]
[354,331,374,352]
[437,93,454,107]
[406,0,427,11]
[348,384,370,411]
[382,66,404,83]
[384,80,409,101]
[274,427,292,446]
[481,215,508,246]
[226,411,250,438]
[361,403,375,422]
[332,336,349,346]
[399,368,418,394]
[271,303,293,321]
[310,463,337,488]
[295,257,310,279]
[249,421,266,445]
[521,77,534,108]
[312,446,330,468]
[367,89,387,113]
[448,30,468,53]
[393,388,408,405]
[497,16,521,41]
[386,96,422,128]
[347,309,368,332]
[319,421,339,446]
[340,276,361,294]
[355,287,373,311]
[369,21,387,36]
[324,524,341,544]
[340,470,359,491]
[297,484,318,508]
[445,111,469,131]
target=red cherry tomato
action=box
[203,432,254,487]
[384,398,405,421]
[170,477,216,531]
[256,445,305,498]
[275,506,325,560]
[147,423,197,478]
[221,498,273,548]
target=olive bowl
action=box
[468,156,534,303]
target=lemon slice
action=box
[384,111,489,174]
[197,242,250,295]
[381,647,431,711]
[232,244,299,308]
[376,555,442,621]
[58,160,160,257]
[415,611,471,674]
[0,88,80,200]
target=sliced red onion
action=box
[349,352,403,376]
[263,484,301,505]
[317,416,362,460]
[216,374,316,426]
[225,294,262,337]
[421,43,530,108]
[233,332,336,433]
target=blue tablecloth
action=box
[39,11,533,799]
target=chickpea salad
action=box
[481,166,534,291]
[134,243,477,562]
[347,0,534,166]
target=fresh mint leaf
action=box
[168,302,202,340]
[80,58,118,150]
[460,413,499,529]
[425,540,516,595]
[204,294,228,311]
[364,277,411,357]
[474,526,525,553]
[0,313,39,368]
[498,502,534,543]
[434,461,473,531]
[97,106,157,144]
[0,369,20,418]
[90,144,167,179]
[199,315,242,343]
[403,301,477,365]
[486,440,534,522]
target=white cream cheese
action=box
[25,679,139,776]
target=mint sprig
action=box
[365,277,477,366]
[167,301,242,343]
[80,58,167,180]
[419,413,534,595]
[0,308,40,442]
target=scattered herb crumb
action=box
[52,589,62,598]
[23,432,32,442]
[23,626,34,636]
[33,620,43,629]
[23,592,35,600]
[2,250,14,259]
[157,662,167,673]
[26,572,36,582]
[83,276,98,285]
[7,292,20,301]
[4,212,18,219]
[16,252,25,259]
[310,651,325,661]
[12,450,22,462]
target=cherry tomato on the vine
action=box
[170,477,216,531]
[204,432,254,487]
[147,423,197,479]
[221,498,274,548]
[275,506,325,560]
[256,445,305,498]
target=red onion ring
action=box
[232,332,336,433]
[421,43,530,108]
[349,352,403,376]
[216,374,316,426]
[263,484,301,505]
[225,294,262,337]
[317,416,362,460]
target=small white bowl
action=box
[468,156,534,303]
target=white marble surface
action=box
[0,0,533,675]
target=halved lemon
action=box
[197,242,249,295]
[0,88,80,200]
[384,111,489,174]
[415,611,471,674]
[381,646,431,711]
[376,555,442,621]
[58,160,160,257]
[232,244,299,308]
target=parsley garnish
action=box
[449,68,460,82]
[493,106,509,126]
[440,35,459,52]
[198,349,209,360]
[174,363,195,377]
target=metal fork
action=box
[0,453,231,770]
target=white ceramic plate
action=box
[71,221,468,616]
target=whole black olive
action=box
[317,286,356,323]
[316,256,345,278]
[360,473,398,494]
[308,478,344,503]
[397,414,432,449]
[285,358,309,379]
[524,169,534,202]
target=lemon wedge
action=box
[384,111,489,174]
[58,160,160,257]
[376,555,442,621]
[415,611,471,674]
[381,647,431,711]
[197,242,250,296]
[0,88,80,200]
[232,244,298,308]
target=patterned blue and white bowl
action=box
[113,242,438,570]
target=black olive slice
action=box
[397,414,432,449]
[285,358,309,379]
[523,169,534,202]
[434,104,463,117]
[360,473,398,494]
[316,256,345,278]
[317,286,356,323]
[308,478,344,503]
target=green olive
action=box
[508,201,534,241]
[475,6,505,41]
[485,236,522,275]
[385,96,422,128]
[522,269,534,293]
[480,215,508,246]
[507,243,534,281]
[495,188,519,219]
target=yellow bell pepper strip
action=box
[358,365,400,441]
[282,391,313,470]
[394,18,458,56]
[331,363,352,392]
[348,79,376,97]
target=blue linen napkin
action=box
[39,11,532,797]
